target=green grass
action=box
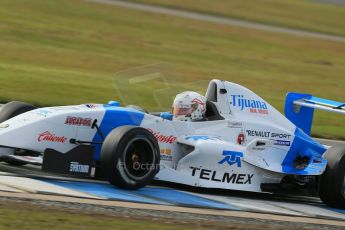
[0,201,299,230]
[0,202,199,230]
[130,0,345,37]
[0,0,344,139]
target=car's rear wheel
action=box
[319,145,345,209]
[0,101,37,166]
[100,126,160,189]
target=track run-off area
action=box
[0,138,344,228]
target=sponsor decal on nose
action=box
[147,128,177,144]
[38,131,67,143]
[65,116,92,127]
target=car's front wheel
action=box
[0,101,37,123]
[100,126,160,189]
[319,145,345,209]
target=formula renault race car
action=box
[0,79,344,208]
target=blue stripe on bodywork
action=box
[282,128,327,175]
[44,180,238,210]
[92,105,145,161]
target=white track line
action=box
[190,193,306,216]
[0,175,103,199]
[0,184,24,193]
[193,193,345,220]
[86,0,345,43]
[0,172,14,176]
[270,201,345,220]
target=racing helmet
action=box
[172,91,206,121]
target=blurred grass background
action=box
[131,0,345,36]
[0,0,344,139]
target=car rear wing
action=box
[285,92,344,135]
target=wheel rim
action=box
[122,137,156,180]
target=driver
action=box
[172,91,206,121]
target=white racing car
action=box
[0,79,344,208]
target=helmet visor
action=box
[172,107,194,116]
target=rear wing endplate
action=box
[285,92,344,135]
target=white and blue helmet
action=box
[172,91,206,121]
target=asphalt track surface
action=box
[86,0,345,43]
[0,139,345,228]
[1,163,345,228]
[315,0,345,6]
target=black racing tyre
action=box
[319,145,345,209]
[100,126,160,189]
[0,101,37,123]
[0,101,36,166]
